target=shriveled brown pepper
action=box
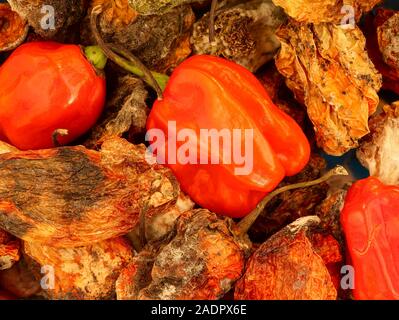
[82,0,195,73]
[0,136,180,247]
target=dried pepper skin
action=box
[82,0,195,73]
[235,216,337,300]
[0,4,28,52]
[0,137,180,247]
[271,0,382,24]
[191,0,286,72]
[364,9,399,95]
[24,237,135,300]
[85,76,149,149]
[275,21,382,156]
[116,209,251,300]
[0,259,41,298]
[0,229,20,271]
[8,0,87,40]
[341,177,399,300]
[357,102,399,185]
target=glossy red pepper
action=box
[341,177,399,300]
[147,55,310,218]
[0,42,106,150]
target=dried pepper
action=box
[8,0,87,40]
[82,0,195,73]
[24,237,135,300]
[235,216,337,300]
[271,0,382,24]
[0,136,180,247]
[275,20,382,156]
[357,102,399,185]
[191,0,286,72]
[0,229,20,271]
[0,3,28,52]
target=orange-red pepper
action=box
[341,177,399,300]
[147,55,310,218]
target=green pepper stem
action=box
[236,165,349,235]
[90,5,167,98]
[84,45,108,70]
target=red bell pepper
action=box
[341,177,399,300]
[147,55,310,218]
[0,42,106,150]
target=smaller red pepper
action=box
[147,55,310,218]
[341,177,399,300]
[0,42,106,150]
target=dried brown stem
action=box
[236,166,349,235]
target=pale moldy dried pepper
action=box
[7,0,87,39]
[81,0,195,73]
[191,0,286,72]
[0,3,28,52]
[357,101,399,185]
[23,237,135,300]
[0,136,180,247]
[116,209,251,300]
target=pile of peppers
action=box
[1,5,399,300]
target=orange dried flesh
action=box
[0,4,27,51]
[272,0,382,24]
[275,21,382,156]
[91,0,137,26]
[24,237,135,300]
[235,216,337,300]
[0,229,20,271]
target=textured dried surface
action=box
[235,216,337,300]
[8,0,86,39]
[116,209,250,300]
[249,154,328,243]
[0,141,18,154]
[364,9,399,95]
[276,21,382,156]
[0,136,180,247]
[310,233,343,291]
[357,102,399,185]
[316,187,348,245]
[192,0,286,72]
[0,259,41,298]
[82,2,195,73]
[377,12,399,72]
[85,76,148,149]
[0,229,19,271]
[271,0,382,24]
[24,237,134,300]
[129,0,200,15]
[129,192,195,244]
[0,4,28,51]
